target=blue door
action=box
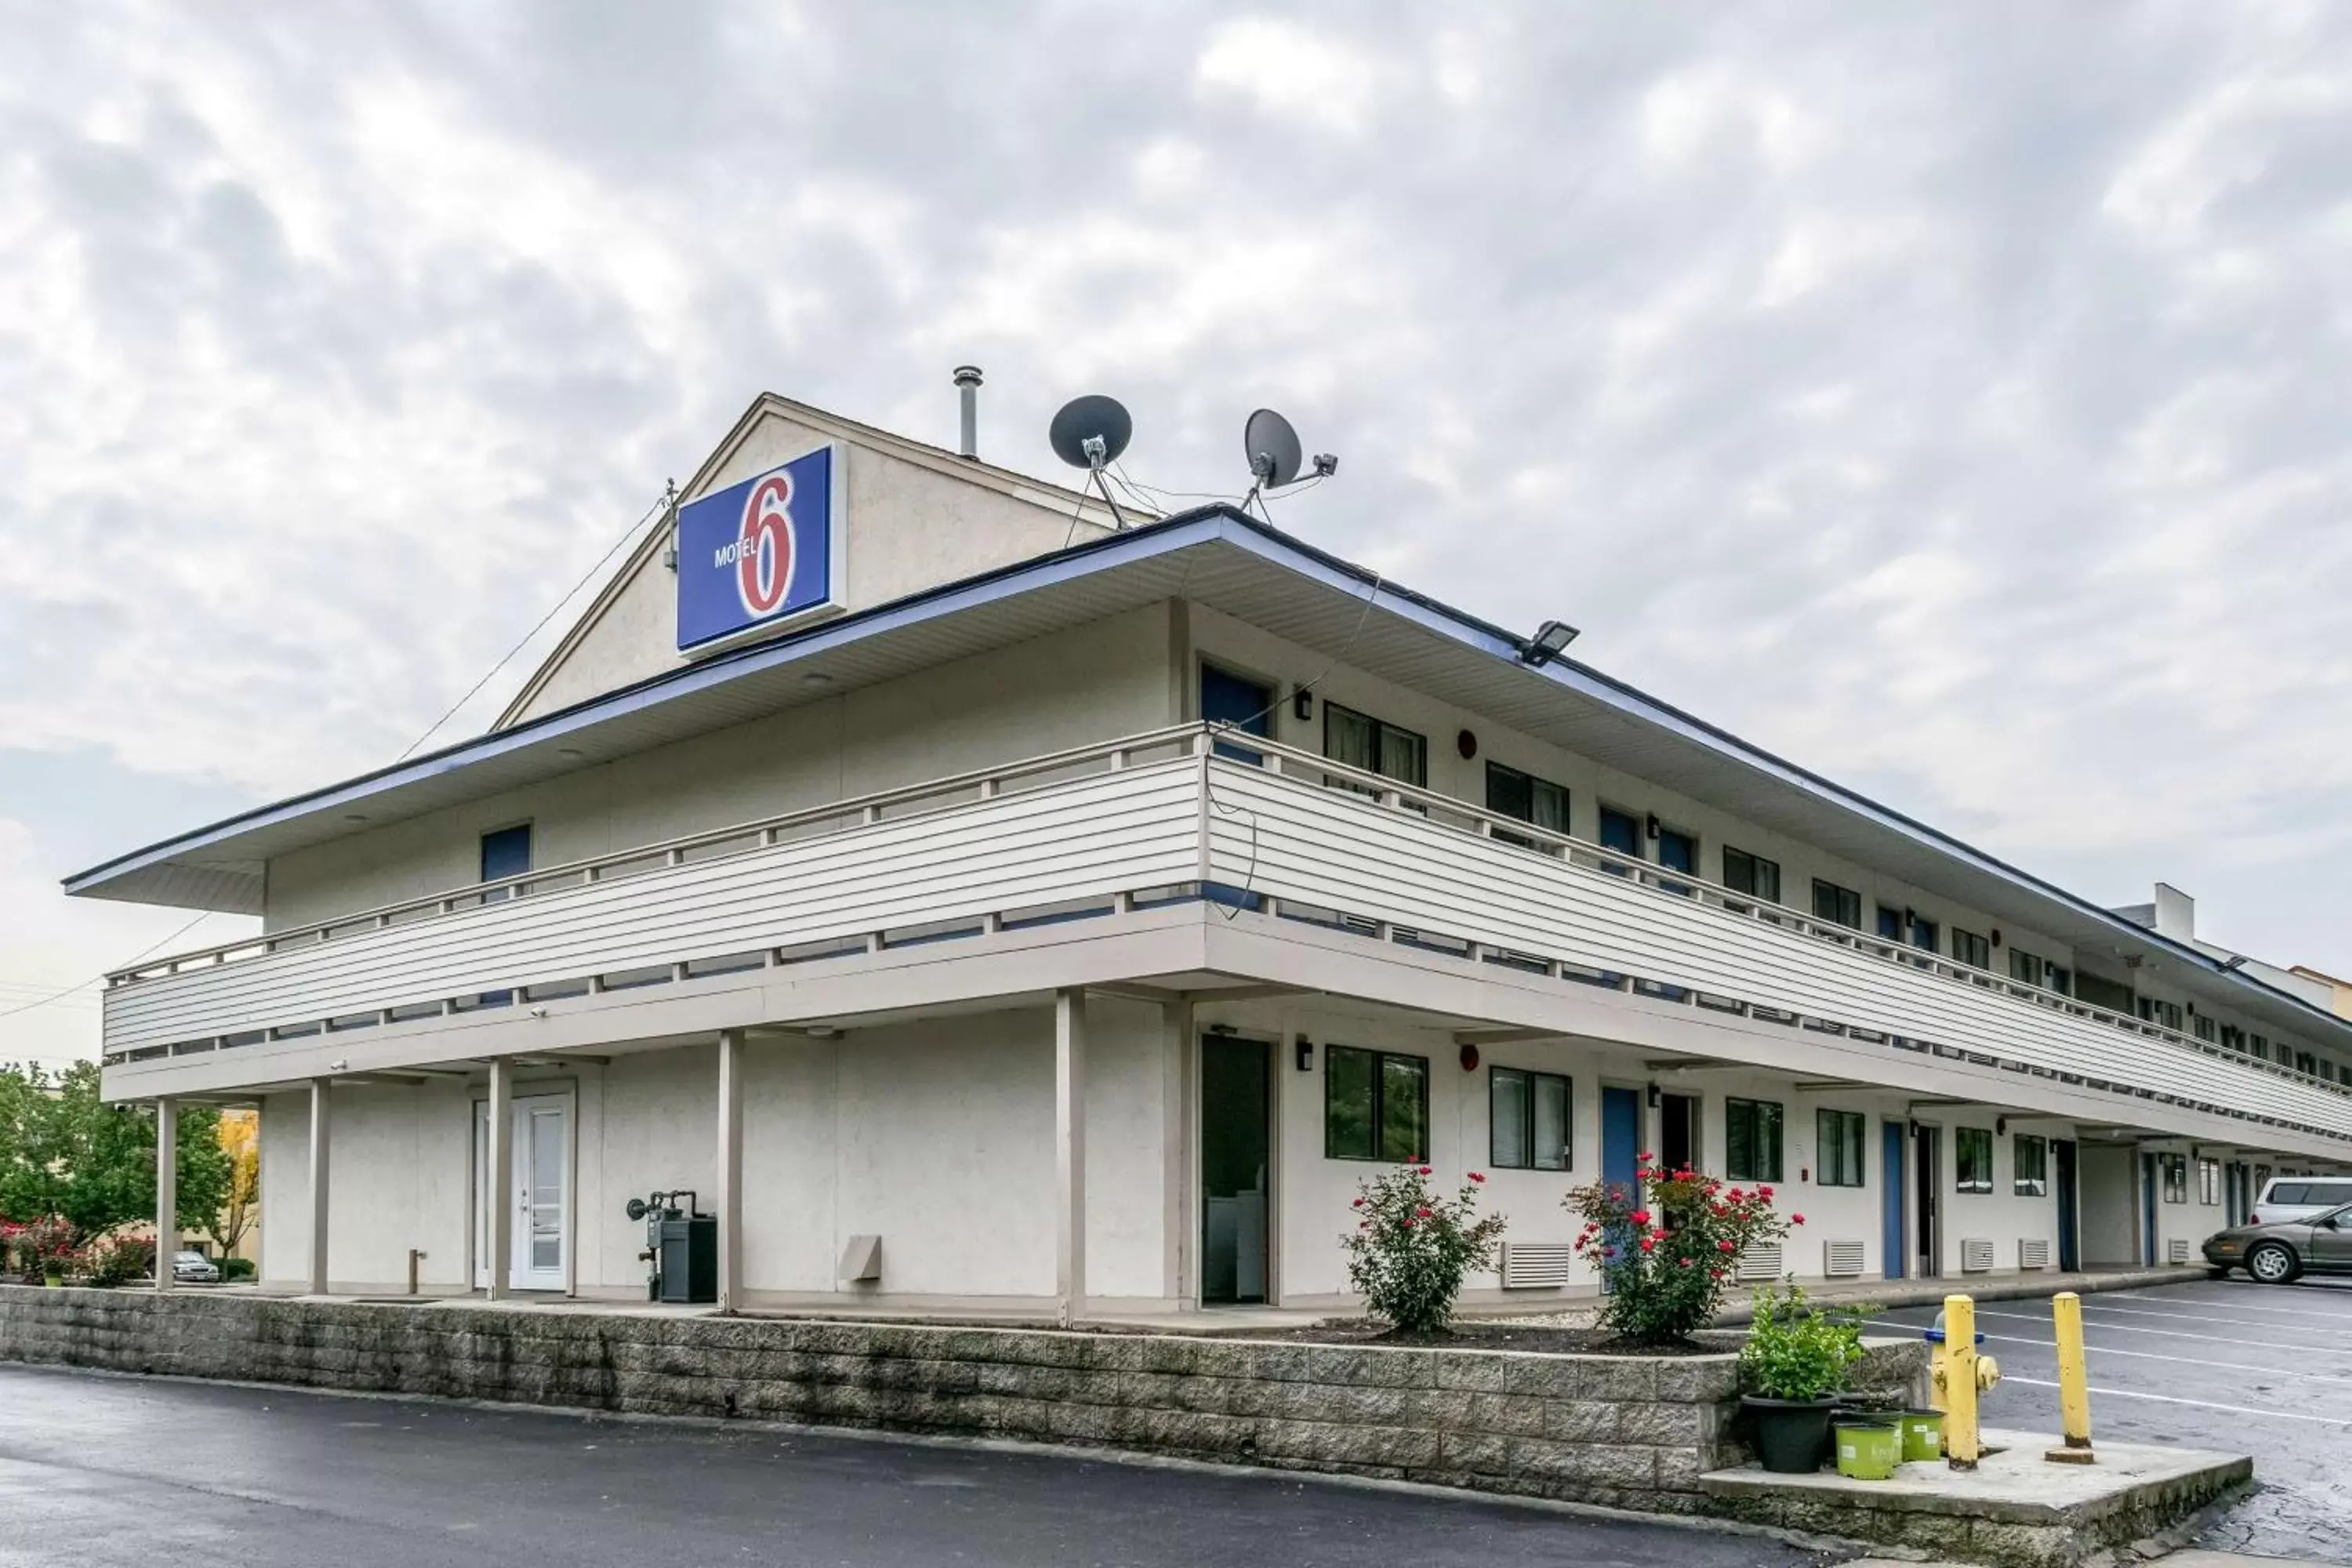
[1600,1087,1641,1285]
[477,825,532,1007]
[2056,1140,2080,1270]
[2140,1153,2159,1265]
[1882,1120,1907,1279]
[1200,665,1273,764]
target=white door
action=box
[474,1094,570,1292]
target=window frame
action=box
[1955,1127,1995,1194]
[1816,1109,1866,1189]
[2159,1152,2188,1204]
[1812,878,1862,930]
[1724,1098,1784,1183]
[1488,1066,1572,1171]
[1952,928,1991,970]
[1323,1044,1431,1163]
[1722,845,1781,905]
[1485,761,1570,844]
[2013,1133,2048,1197]
[1323,702,1427,792]
[2197,1156,2220,1207]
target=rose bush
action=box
[1564,1154,1799,1345]
[1340,1165,1505,1334]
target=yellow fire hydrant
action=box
[1927,1295,2001,1468]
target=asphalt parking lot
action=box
[1882,1275,2352,1564]
[0,1363,1817,1568]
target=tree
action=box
[212,1110,260,1257]
[0,1062,234,1240]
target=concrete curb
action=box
[1708,1267,2209,1327]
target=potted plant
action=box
[1340,1165,1505,1334]
[1738,1281,1870,1472]
[1563,1157,1801,1345]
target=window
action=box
[1953,929,1991,970]
[1655,826,1697,896]
[1489,1068,1570,1171]
[1723,846,1781,905]
[1324,1046,1429,1162]
[1816,1109,1865,1188]
[1813,879,1862,929]
[2009,949,2044,988]
[2220,1024,2245,1054]
[1725,1098,1784,1182]
[2296,1050,2319,1076]
[2013,1134,2048,1197]
[1324,704,1426,793]
[2192,1013,2216,1044]
[2076,972,2132,1012]
[2137,997,2183,1033]
[2160,1152,2188,1203]
[1878,906,1937,953]
[1598,805,1642,875]
[1486,763,1569,844]
[2249,1033,2270,1061]
[2048,964,2072,996]
[2198,1157,2220,1207]
[1955,1127,1994,1194]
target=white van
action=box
[2251,1176,2352,1224]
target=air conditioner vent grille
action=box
[1501,1242,1573,1289]
[1824,1240,1867,1278]
[2019,1238,2051,1270]
[1961,1237,1996,1273]
[1737,1242,1784,1282]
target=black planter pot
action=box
[1741,1395,1838,1474]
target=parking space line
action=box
[2001,1376,2352,1427]
[2074,1301,2352,1336]
[2103,1290,2352,1323]
[1975,1308,2352,1354]
[1980,1332,2352,1386]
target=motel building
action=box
[74,388,2352,1320]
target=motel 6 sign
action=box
[674,444,844,651]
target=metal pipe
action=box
[953,365,982,459]
[2047,1291,2096,1461]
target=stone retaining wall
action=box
[0,1287,1922,1518]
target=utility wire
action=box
[0,910,216,1021]
[397,488,673,761]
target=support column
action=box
[306,1079,332,1296]
[1055,988,1087,1328]
[154,1098,176,1294]
[716,1029,744,1314]
[486,1059,512,1301]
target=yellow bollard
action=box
[1944,1294,1980,1468]
[2046,1291,2095,1464]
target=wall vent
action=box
[2019,1238,2052,1270]
[1960,1237,1995,1273]
[1823,1240,1866,1278]
[1737,1241,1784,1282]
[2167,1239,2191,1265]
[1501,1242,1573,1289]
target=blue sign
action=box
[674,444,841,650]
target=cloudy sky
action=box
[5,2,2351,1063]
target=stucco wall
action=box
[265,602,1172,933]
[257,1000,1174,1305]
[511,409,1116,724]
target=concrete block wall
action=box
[0,1288,1924,1519]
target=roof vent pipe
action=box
[953,365,983,459]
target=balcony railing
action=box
[100,726,2352,1145]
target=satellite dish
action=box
[1048,394,1133,471]
[1244,408,1303,489]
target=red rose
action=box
[1417,1207,1433,1218]
[1679,1258,1695,1268]
[1468,1172,1486,1183]
[1352,1197,1363,1208]
[1758,1185,1775,1199]
[1629,1209,1650,1225]
[1717,1240,1734,1253]
[1400,1218,1414,1229]
[1639,1237,1656,1253]
[1792,1214,1806,1225]
[1639,1151,1654,1163]
[1418,1166,1433,1176]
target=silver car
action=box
[171,1250,222,1283]
[2249,1176,2352,1225]
[2204,1202,2352,1284]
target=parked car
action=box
[171,1250,222,1283]
[2203,1203,2352,1283]
[2248,1176,2352,1225]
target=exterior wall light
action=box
[1294,1035,1314,1073]
[1292,688,1313,721]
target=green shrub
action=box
[83,1234,155,1287]
[221,1256,256,1282]
[1565,1156,1798,1345]
[1738,1281,1869,1400]
[1341,1165,1506,1334]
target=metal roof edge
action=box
[63,510,1231,897]
[61,500,2352,1046]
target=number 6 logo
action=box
[735,473,797,617]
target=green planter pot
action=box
[42,1275,62,1289]
[1898,1408,1944,1462]
[1835,1417,1902,1480]
[1742,1396,1838,1473]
